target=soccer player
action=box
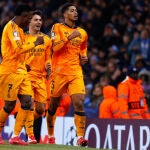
[47,3,88,146]
[0,4,44,145]
[24,10,52,144]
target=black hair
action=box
[59,3,74,15]
[32,10,42,17]
[14,4,32,16]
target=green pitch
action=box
[0,142,100,150]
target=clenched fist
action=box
[68,30,81,40]
[25,64,31,72]
[45,62,51,80]
[34,36,44,46]
[80,56,88,65]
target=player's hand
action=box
[46,69,51,80]
[45,62,51,71]
[80,56,88,65]
[25,64,31,72]
[34,36,44,46]
[68,30,81,40]
[45,62,51,80]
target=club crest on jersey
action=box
[51,31,56,39]
[13,31,20,40]
[13,31,18,37]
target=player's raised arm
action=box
[50,24,68,51]
[7,25,44,54]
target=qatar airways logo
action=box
[3,116,150,149]
[85,122,150,150]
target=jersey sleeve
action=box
[80,30,88,57]
[7,23,35,54]
[51,23,68,52]
[45,37,52,66]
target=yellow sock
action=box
[0,108,9,132]
[25,110,34,137]
[74,113,86,137]
[46,111,56,136]
[14,108,29,136]
[34,110,41,120]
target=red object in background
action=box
[0,98,20,115]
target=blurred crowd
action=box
[0,0,150,118]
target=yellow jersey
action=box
[25,32,52,78]
[51,23,88,76]
[0,20,35,74]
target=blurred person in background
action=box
[128,28,150,66]
[100,23,121,50]
[118,45,130,70]
[99,75,111,87]
[99,85,120,119]
[145,17,150,32]
[84,83,103,118]
[125,17,137,38]
[138,70,150,109]
[104,58,125,87]
[135,55,150,71]
[89,69,100,85]
[118,67,150,119]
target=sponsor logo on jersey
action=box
[51,31,56,39]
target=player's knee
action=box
[73,97,84,111]
[4,101,16,114]
[20,95,32,110]
[36,106,45,115]
[49,97,60,111]
[74,103,84,111]
[4,106,14,114]
[48,109,56,116]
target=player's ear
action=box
[63,12,67,18]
